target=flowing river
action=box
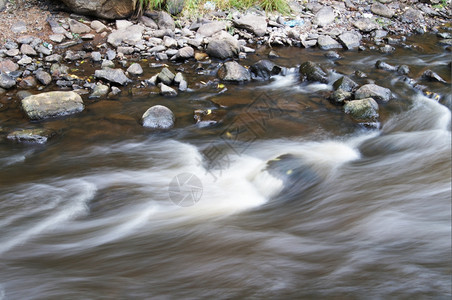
[0,34,451,298]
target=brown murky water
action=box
[0,34,451,299]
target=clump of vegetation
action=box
[133,0,290,17]
[432,0,450,9]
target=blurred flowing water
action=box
[0,34,450,299]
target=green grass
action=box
[133,0,290,17]
[432,0,450,9]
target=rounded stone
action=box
[142,105,175,129]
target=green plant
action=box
[433,0,450,9]
[133,0,165,16]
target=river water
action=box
[0,34,451,299]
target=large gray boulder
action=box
[355,84,392,102]
[58,0,134,19]
[218,61,251,82]
[21,91,84,120]
[142,105,175,129]
[233,15,267,37]
[344,98,379,123]
[206,31,240,60]
[94,68,131,85]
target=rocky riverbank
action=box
[0,0,451,143]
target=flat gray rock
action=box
[7,128,56,144]
[338,31,361,50]
[94,68,131,85]
[197,21,227,37]
[233,15,267,37]
[49,34,65,43]
[69,19,91,34]
[371,3,395,18]
[353,19,378,32]
[11,21,27,33]
[355,84,392,102]
[317,35,342,50]
[21,91,84,120]
[107,25,144,47]
[91,20,108,33]
[20,44,37,56]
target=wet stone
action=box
[159,83,178,96]
[7,128,56,144]
[142,105,175,129]
[127,63,143,76]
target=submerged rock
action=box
[142,105,175,129]
[344,98,379,123]
[422,70,447,83]
[355,84,392,102]
[90,83,109,98]
[21,91,84,120]
[218,61,251,82]
[299,61,328,83]
[376,60,398,71]
[7,128,55,144]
